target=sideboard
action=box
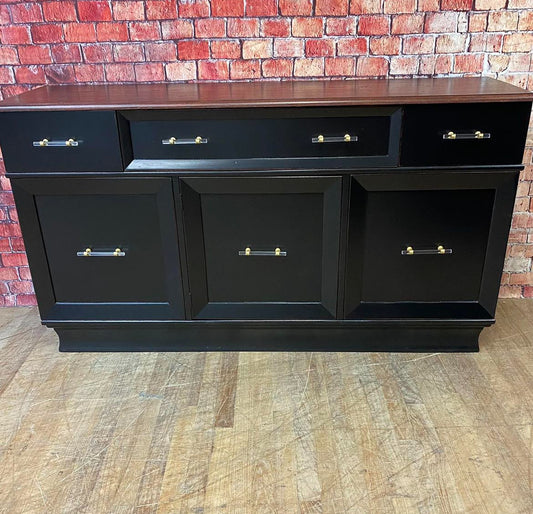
[0,77,531,352]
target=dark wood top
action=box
[0,77,531,111]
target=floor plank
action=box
[1,300,533,513]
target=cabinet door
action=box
[12,178,185,321]
[345,171,517,319]
[181,177,341,320]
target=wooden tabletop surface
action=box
[0,77,531,111]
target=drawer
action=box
[345,171,518,319]
[181,176,342,320]
[401,102,531,167]
[0,111,123,172]
[11,178,185,321]
[126,107,401,169]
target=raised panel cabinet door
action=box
[181,176,342,320]
[12,178,185,321]
[345,171,518,320]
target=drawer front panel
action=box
[0,111,123,172]
[127,107,400,168]
[401,102,531,167]
[12,178,185,321]
[345,171,518,319]
[181,176,342,320]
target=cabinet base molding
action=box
[53,323,489,353]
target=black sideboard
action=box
[0,77,531,352]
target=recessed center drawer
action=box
[125,107,401,169]
[0,111,124,172]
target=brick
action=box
[454,54,484,73]
[274,38,304,57]
[19,46,52,65]
[43,2,77,21]
[211,40,241,58]
[469,12,487,32]
[0,5,10,25]
[316,0,349,16]
[0,67,14,84]
[417,0,439,9]
[18,267,32,281]
[518,12,533,31]
[487,53,509,73]
[469,33,502,52]
[243,39,272,59]
[178,0,210,17]
[1,26,31,45]
[0,192,14,206]
[82,43,113,62]
[230,59,261,79]
[8,280,33,294]
[294,58,324,77]
[383,0,415,13]
[0,175,9,191]
[227,18,259,37]
[326,18,356,36]
[508,53,531,73]
[356,56,388,76]
[195,18,226,38]
[474,0,506,7]
[499,285,522,298]
[391,13,424,34]
[441,0,472,9]
[435,34,467,53]
[325,56,355,76]
[78,1,112,21]
[502,33,533,53]
[1,85,29,98]
[503,256,530,273]
[0,267,18,281]
[178,40,209,59]
[350,0,381,13]
[73,63,104,82]
[1,252,28,267]
[145,42,177,61]
[508,0,532,6]
[390,56,418,75]
[145,0,177,19]
[279,0,313,15]
[487,11,519,32]
[10,3,43,23]
[305,39,335,57]
[261,19,291,37]
[369,36,401,55]
[402,36,435,54]
[96,22,128,41]
[113,43,144,62]
[105,63,135,81]
[524,286,533,298]
[246,0,277,16]
[337,37,368,55]
[134,63,165,82]
[198,60,229,80]
[166,61,197,80]
[64,23,97,43]
[16,294,37,306]
[262,58,293,77]
[425,12,458,33]
[211,0,244,17]
[31,24,63,44]
[161,20,194,39]
[112,1,145,20]
[358,16,390,36]
[129,21,161,40]
[292,17,324,37]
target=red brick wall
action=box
[0,1,532,306]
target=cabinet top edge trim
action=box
[0,77,531,112]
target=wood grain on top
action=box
[0,77,531,111]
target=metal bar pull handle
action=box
[33,138,79,147]
[401,245,452,256]
[162,136,208,145]
[238,247,287,257]
[312,134,358,144]
[77,247,126,257]
[442,130,490,140]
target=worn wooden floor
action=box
[1,301,533,513]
